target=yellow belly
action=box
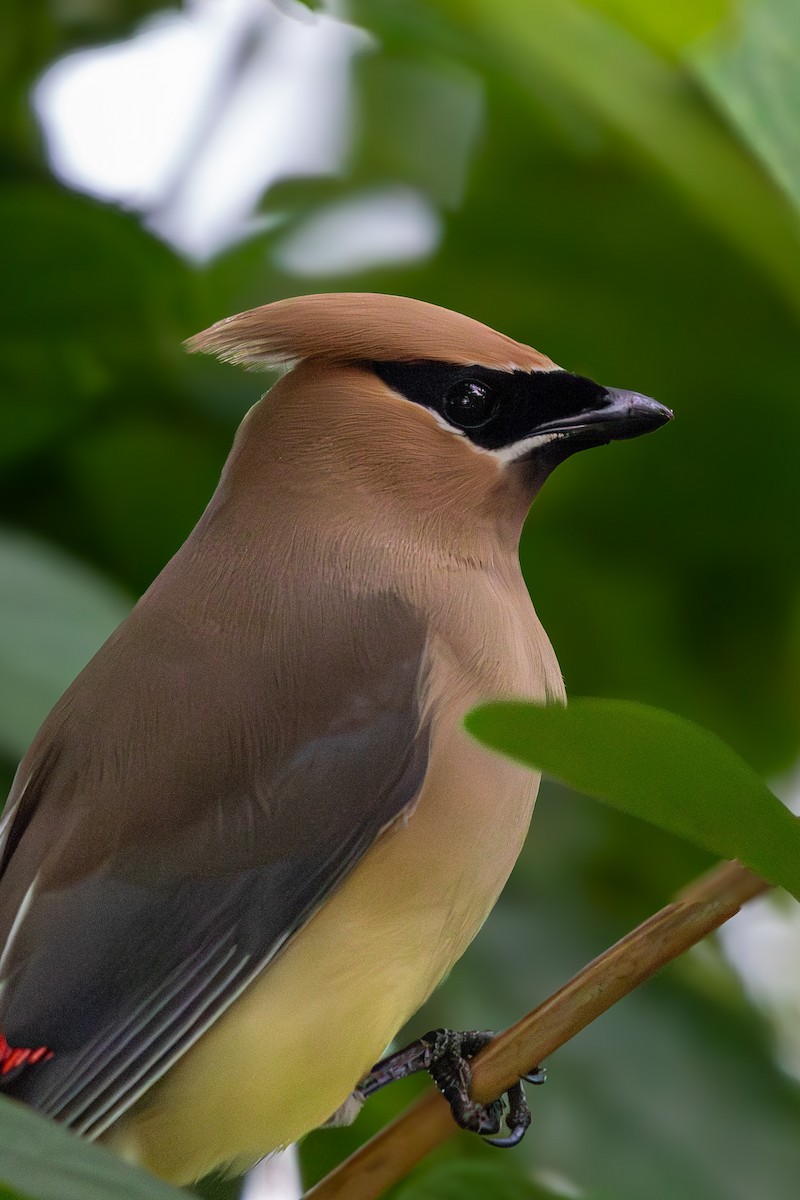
[105,710,541,1184]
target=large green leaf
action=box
[580,0,729,55]
[394,1159,605,1199]
[433,0,800,315]
[0,529,131,761]
[465,699,800,898]
[0,1096,186,1200]
[694,0,800,215]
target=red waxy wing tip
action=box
[0,1032,53,1076]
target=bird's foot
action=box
[357,1028,545,1148]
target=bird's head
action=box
[187,293,672,543]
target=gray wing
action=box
[0,594,429,1140]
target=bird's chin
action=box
[511,433,601,494]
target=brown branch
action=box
[304,860,768,1200]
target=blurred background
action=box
[2,1,800,1198]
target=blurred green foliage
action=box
[2,1,800,1199]
[393,1159,599,1199]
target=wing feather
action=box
[0,594,430,1138]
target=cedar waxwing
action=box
[0,294,671,1183]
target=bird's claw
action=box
[357,1028,545,1150]
[483,1079,531,1147]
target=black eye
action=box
[442,379,498,430]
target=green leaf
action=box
[0,1096,188,1200]
[0,529,132,761]
[433,0,800,315]
[465,698,800,899]
[0,1182,32,1200]
[580,0,730,57]
[394,1159,598,1199]
[694,0,800,215]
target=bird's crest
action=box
[185,293,554,373]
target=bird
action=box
[0,293,671,1183]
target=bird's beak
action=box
[534,387,673,444]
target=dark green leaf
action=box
[433,0,800,314]
[695,0,800,214]
[394,1158,600,1198]
[465,699,800,898]
[0,1096,188,1200]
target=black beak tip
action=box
[604,389,674,440]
